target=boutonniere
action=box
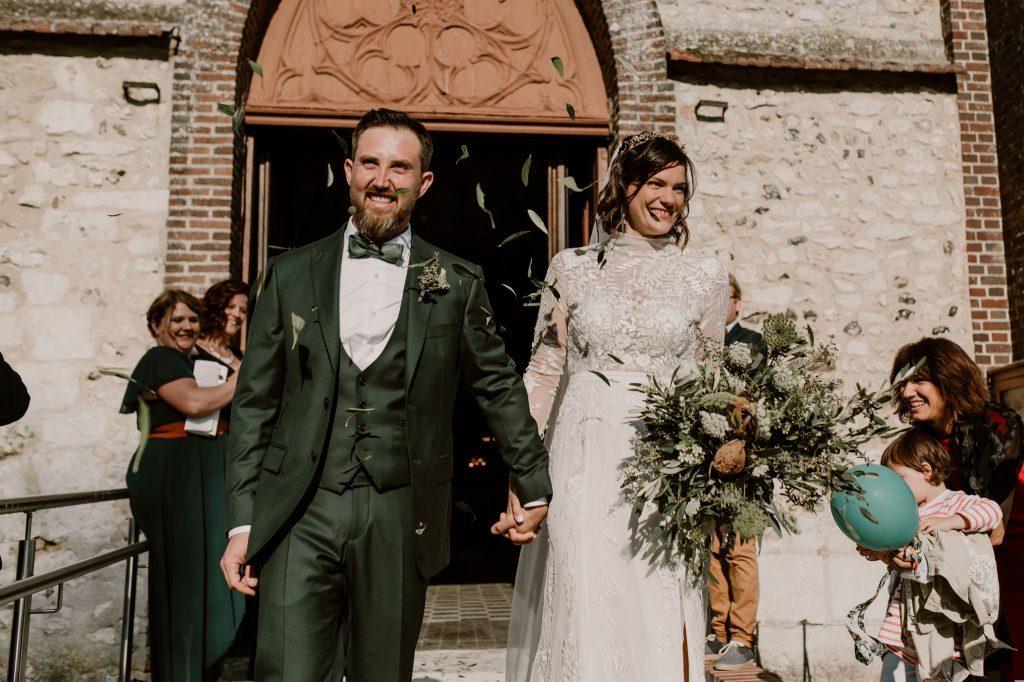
[413,252,450,302]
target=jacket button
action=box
[323,397,329,410]
[358,401,368,409]
[357,377,368,386]
[357,423,368,434]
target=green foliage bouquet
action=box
[621,314,909,578]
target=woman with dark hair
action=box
[503,131,729,681]
[121,289,243,681]
[887,337,1024,679]
[197,279,249,370]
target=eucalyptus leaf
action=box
[456,145,469,164]
[291,312,305,350]
[521,154,532,187]
[475,183,496,230]
[98,368,153,394]
[454,500,477,522]
[331,130,349,155]
[499,283,517,297]
[527,209,548,235]
[130,399,151,474]
[248,59,263,78]
[348,206,358,215]
[566,103,576,121]
[615,54,640,77]
[559,176,595,193]
[499,230,531,248]
[589,370,611,386]
[858,506,880,525]
[217,102,235,118]
[232,103,246,132]
[551,56,565,80]
[326,164,334,187]
[608,353,624,364]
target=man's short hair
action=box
[351,108,434,172]
[728,273,741,300]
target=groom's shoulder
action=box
[414,235,482,275]
[269,230,340,269]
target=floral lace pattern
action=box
[509,234,728,682]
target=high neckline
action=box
[609,231,678,254]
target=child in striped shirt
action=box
[861,429,1002,682]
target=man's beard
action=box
[352,193,416,243]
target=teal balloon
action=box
[830,464,919,551]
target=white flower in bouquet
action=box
[755,401,771,439]
[684,498,701,516]
[675,441,705,466]
[728,342,753,368]
[699,411,729,439]
[771,366,800,392]
[751,463,769,478]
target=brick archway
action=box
[162,0,678,290]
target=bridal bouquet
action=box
[621,314,910,578]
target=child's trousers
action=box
[880,651,918,682]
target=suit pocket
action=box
[426,321,460,339]
[262,443,287,474]
[434,454,453,483]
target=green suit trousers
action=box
[254,484,427,681]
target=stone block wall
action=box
[680,81,971,680]
[985,0,1024,359]
[0,48,171,678]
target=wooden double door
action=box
[242,126,604,582]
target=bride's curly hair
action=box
[595,134,696,247]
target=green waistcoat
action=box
[320,299,411,493]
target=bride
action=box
[494,131,729,681]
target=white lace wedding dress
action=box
[506,232,729,682]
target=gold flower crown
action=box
[622,130,685,153]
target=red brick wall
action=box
[984,0,1024,361]
[943,0,1013,368]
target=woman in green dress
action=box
[120,289,243,681]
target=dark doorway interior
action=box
[247,127,601,582]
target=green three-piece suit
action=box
[226,228,552,680]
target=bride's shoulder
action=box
[552,244,601,271]
[679,250,727,277]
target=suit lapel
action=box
[404,235,434,391]
[311,229,343,373]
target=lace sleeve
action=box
[523,254,568,436]
[695,260,729,363]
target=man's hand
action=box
[491,489,548,545]
[220,532,259,596]
[917,514,966,535]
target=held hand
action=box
[490,488,524,538]
[916,514,966,535]
[509,503,548,545]
[888,546,917,571]
[220,532,258,596]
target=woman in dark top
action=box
[121,289,243,681]
[195,279,248,424]
[890,337,1024,679]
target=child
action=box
[857,429,1003,682]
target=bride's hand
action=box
[491,489,547,544]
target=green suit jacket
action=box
[226,229,552,578]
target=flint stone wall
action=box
[681,81,971,680]
[0,48,171,679]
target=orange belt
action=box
[149,420,229,439]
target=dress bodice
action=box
[524,232,729,433]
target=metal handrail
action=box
[0,540,149,606]
[0,488,129,515]
[1,488,145,682]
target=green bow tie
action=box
[348,232,403,266]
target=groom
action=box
[220,108,551,681]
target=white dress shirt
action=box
[339,219,411,370]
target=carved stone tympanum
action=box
[246,0,608,130]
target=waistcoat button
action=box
[357,423,368,433]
